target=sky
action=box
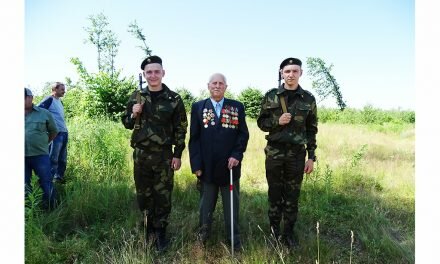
[24,0,415,110]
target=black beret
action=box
[212,158,241,186]
[140,55,162,70]
[279,57,302,69]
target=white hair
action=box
[208,73,227,85]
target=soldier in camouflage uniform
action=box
[257,57,318,249]
[121,55,188,252]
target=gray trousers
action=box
[199,180,240,245]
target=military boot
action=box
[139,217,155,244]
[146,224,155,244]
[282,223,299,249]
[155,227,170,252]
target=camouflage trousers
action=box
[264,143,306,231]
[133,147,174,229]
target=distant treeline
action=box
[318,106,415,125]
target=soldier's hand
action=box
[304,159,314,174]
[171,158,181,171]
[228,157,240,169]
[279,113,292,125]
[132,103,144,118]
[194,170,202,177]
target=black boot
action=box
[197,224,210,245]
[155,227,170,252]
[282,224,299,249]
[139,217,155,244]
[146,224,155,244]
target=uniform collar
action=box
[277,84,304,96]
[142,83,172,97]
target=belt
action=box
[268,141,304,150]
[135,143,172,152]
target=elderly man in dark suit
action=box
[189,73,249,251]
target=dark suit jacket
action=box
[189,98,249,186]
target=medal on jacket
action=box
[220,105,239,129]
[202,108,215,128]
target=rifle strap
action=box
[279,95,288,113]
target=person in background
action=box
[25,87,58,210]
[38,82,68,184]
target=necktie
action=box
[215,103,221,117]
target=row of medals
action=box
[202,109,215,128]
[202,108,238,128]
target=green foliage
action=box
[69,57,136,120]
[127,20,152,57]
[237,87,263,119]
[306,57,346,110]
[175,87,196,112]
[224,89,236,100]
[60,87,90,119]
[84,12,120,74]
[67,116,132,182]
[350,144,368,168]
[197,88,209,101]
[318,106,415,126]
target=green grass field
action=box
[25,115,414,263]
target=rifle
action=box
[134,73,143,129]
[278,71,281,88]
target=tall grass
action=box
[25,110,414,263]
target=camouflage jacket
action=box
[257,85,318,159]
[121,84,188,158]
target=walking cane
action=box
[230,168,234,257]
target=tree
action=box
[84,13,120,75]
[70,57,135,120]
[306,57,346,110]
[84,13,108,71]
[237,87,263,119]
[128,20,153,57]
[102,31,120,77]
[175,87,196,111]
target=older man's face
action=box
[208,74,227,101]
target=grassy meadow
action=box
[25,110,415,263]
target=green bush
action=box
[70,57,136,120]
[175,87,196,112]
[237,87,263,119]
[61,87,90,119]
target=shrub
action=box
[175,87,196,112]
[70,57,136,120]
[237,87,263,119]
